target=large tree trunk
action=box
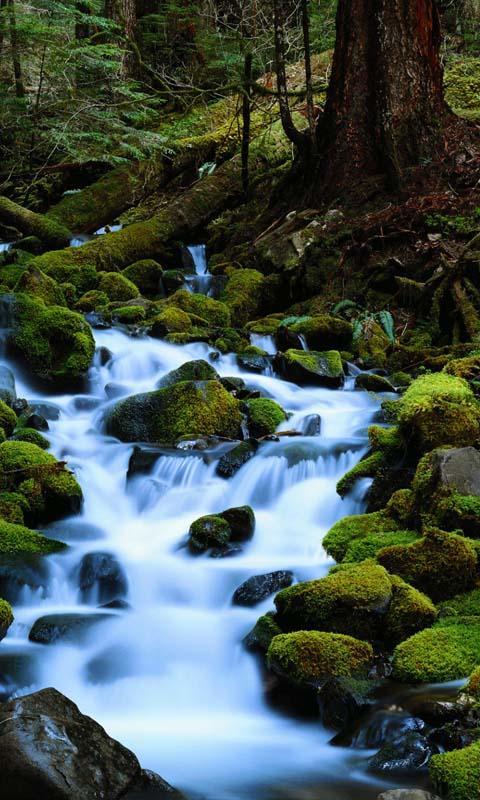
[314,0,447,196]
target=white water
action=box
[184,244,216,296]
[1,328,393,799]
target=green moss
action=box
[343,530,419,563]
[0,518,65,555]
[393,617,480,683]
[443,354,480,382]
[105,379,242,444]
[287,315,353,350]
[167,289,231,328]
[267,630,373,685]
[245,398,286,438]
[386,489,416,526]
[466,666,480,698]
[246,613,283,652]
[355,373,395,392]
[398,373,480,453]
[444,56,480,121]
[98,271,140,302]
[355,321,391,368]
[246,317,281,336]
[0,597,13,638]
[112,305,146,324]
[438,587,480,618]
[434,491,480,538]
[430,741,480,800]
[75,290,109,312]
[221,269,265,327]
[323,510,401,563]
[0,400,17,437]
[378,528,477,601]
[122,259,163,296]
[157,359,219,389]
[148,306,193,336]
[39,253,98,295]
[0,491,29,523]
[11,428,49,449]
[336,451,385,497]
[277,349,344,386]
[14,266,66,307]
[384,574,437,645]
[11,295,95,383]
[188,514,231,553]
[0,263,28,289]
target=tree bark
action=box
[7,0,24,99]
[273,0,306,150]
[313,0,447,196]
[104,0,138,77]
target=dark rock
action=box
[236,353,272,373]
[29,401,61,421]
[17,235,44,254]
[128,445,163,477]
[29,612,113,645]
[369,732,436,775]
[221,505,255,541]
[12,397,29,416]
[355,373,396,393]
[85,311,110,329]
[300,414,322,436]
[96,346,113,366]
[156,359,219,389]
[210,544,243,558]
[125,769,186,799]
[77,552,128,604]
[161,269,185,295]
[429,721,478,751]
[220,376,246,393]
[349,711,425,750]
[273,349,344,388]
[72,396,103,412]
[275,326,304,352]
[0,364,16,405]
[100,598,131,610]
[244,612,282,652]
[232,570,293,606]
[317,677,377,730]
[410,699,470,725]
[0,687,143,799]
[430,446,480,496]
[216,440,258,478]
[0,556,48,603]
[23,412,49,431]
[105,382,128,399]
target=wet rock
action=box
[410,698,470,725]
[29,400,61,421]
[348,710,425,749]
[317,677,377,730]
[85,310,110,329]
[23,412,49,431]
[233,570,293,606]
[236,353,272,373]
[96,346,113,366]
[12,397,29,416]
[161,269,185,295]
[0,687,180,800]
[29,612,113,645]
[221,505,255,541]
[430,446,480,496]
[0,364,16,405]
[188,505,255,555]
[273,349,344,388]
[220,376,246,394]
[355,373,396,393]
[210,544,243,558]
[369,731,436,775]
[216,439,259,478]
[100,598,131,610]
[125,769,186,799]
[156,359,219,389]
[377,792,442,800]
[301,414,322,436]
[105,382,128,399]
[244,612,283,652]
[78,552,128,604]
[72,396,103,412]
[0,556,48,603]
[429,721,478,751]
[127,446,163,477]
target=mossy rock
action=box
[14,266,66,307]
[245,613,283,652]
[444,56,480,121]
[122,259,163,296]
[377,528,477,602]
[11,428,49,449]
[10,295,95,385]
[430,740,480,800]
[40,254,98,295]
[157,359,219,389]
[438,587,480,618]
[355,373,396,393]
[247,317,281,336]
[112,305,146,324]
[393,617,480,683]
[244,397,286,438]
[188,514,231,553]
[286,315,353,351]
[0,597,13,640]
[355,321,391,369]
[323,510,401,563]
[75,290,109,312]
[0,491,29,524]
[0,518,65,556]
[274,349,344,387]
[221,269,265,326]
[0,400,17,437]
[98,272,140,302]
[397,373,480,454]
[148,306,193,337]
[267,630,373,686]
[443,354,480,383]
[343,530,419,563]
[105,380,242,445]
[167,289,230,328]
[274,561,435,643]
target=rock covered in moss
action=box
[274,349,344,387]
[323,509,402,563]
[10,295,95,385]
[216,439,258,478]
[438,588,480,618]
[336,426,404,498]
[122,259,163,296]
[11,427,49,449]
[244,397,286,437]
[98,272,140,302]
[393,616,480,683]
[0,597,13,640]
[244,612,283,652]
[14,266,66,307]
[355,373,396,393]
[281,315,353,351]
[267,630,373,686]
[355,321,391,368]
[75,290,110,312]
[188,505,255,554]
[397,374,480,453]
[167,289,230,327]
[148,306,193,337]
[0,518,65,556]
[0,399,17,436]
[221,268,265,326]
[112,305,146,324]
[343,530,419,563]
[430,740,480,800]
[156,359,219,389]
[40,254,98,296]
[0,490,29,523]
[233,570,293,607]
[105,380,242,445]
[377,528,477,602]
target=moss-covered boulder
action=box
[105,380,242,444]
[354,321,391,368]
[274,349,344,387]
[10,295,95,385]
[122,259,163,296]
[443,353,480,382]
[221,269,265,326]
[166,289,230,328]
[244,397,286,438]
[0,597,13,640]
[75,290,109,312]
[0,441,82,524]
[377,528,477,602]
[148,306,193,337]
[393,617,480,683]
[274,561,435,643]
[430,740,480,800]
[323,509,402,563]
[343,530,419,563]
[188,505,255,554]
[397,374,480,454]
[267,630,373,686]
[98,272,140,302]
[244,612,283,652]
[0,491,29,524]
[157,359,219,389]
[0,400,17,437]
[41,255,98,296]
[282,315,353,351]
[355,373,396,393]
[0,518,65,556]
[11,428,49,449]
[438,588,480,618]
[111,305,146,324]
[14,266,66,307]
[336,426,404,498]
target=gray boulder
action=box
[431,446,480,496]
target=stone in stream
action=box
[273,349,344,387]
[0,687,184,800]
[236,353,272,373]
[368,730,437,775]
[377,792,442,800]
[188,505,255,555]
[156,359,219,389]
[317,676,378,730]
[77,552,128,604]
[0,364,16,405]
[355,372,396,393]
[216,439,259,478]
[28,612,114,645]
[232,570,294,606]
[22,412,49,431]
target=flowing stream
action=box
[0,242,402,799]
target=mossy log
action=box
[31,120,295,278]
[0,197,71,248]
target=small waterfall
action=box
[249,333,276,355]
[0,242,13,252]
[184,244,216,296]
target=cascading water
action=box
[1,326,398,799]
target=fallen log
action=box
[0,197,71,248]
